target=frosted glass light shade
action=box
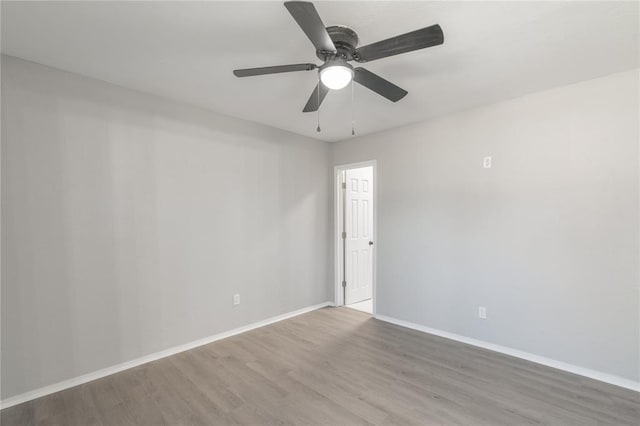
[320,65,353,90]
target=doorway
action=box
[334,161,376,315]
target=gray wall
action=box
[2,53,638,400]
[1,56,332,399]
[332,69,640,382]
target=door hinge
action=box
[341,182,346,189]
[341,231,346,239]
[342,280,347,288]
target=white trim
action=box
[333,160,377,315]
[375,314,640,392]
[0,301,332,410]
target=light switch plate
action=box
[478,306,487,319]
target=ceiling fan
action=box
[233,1,444,113]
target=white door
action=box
[344,166,373,305]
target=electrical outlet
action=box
[483,157,492,169]
[478,306,487,319]
[233,294,240,306]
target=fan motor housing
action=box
[317,25,359,61]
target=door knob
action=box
[369,241,374,246]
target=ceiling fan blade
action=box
[284,1,336,54]
[354,68,407,102]
[303,82,330,112]
[233,63,316,77]
[354,24,443,63]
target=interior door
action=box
[345,166,373,305]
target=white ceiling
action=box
[2,1,638,142]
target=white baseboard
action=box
[375,314,639,392]
[0,301,332,410]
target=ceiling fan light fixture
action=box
[320,63,353,90]
[233,1,445,114]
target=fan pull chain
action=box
[351,78,355,136]
[316,77,321,133]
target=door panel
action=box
[345,166,373,305]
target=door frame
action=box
[333,160,377,314]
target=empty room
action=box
[1,1,639,425]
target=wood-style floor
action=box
[2,307,638,425]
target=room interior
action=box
[1,1,639,425]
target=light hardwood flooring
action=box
[2,307,638,425]
[346,298,373,314]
